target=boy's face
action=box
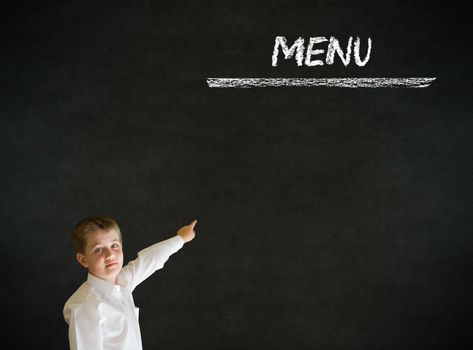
[76,228,124,284]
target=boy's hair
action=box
[71,216,122,254]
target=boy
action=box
[63,216,197,350]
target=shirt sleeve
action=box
[66,303,104,350]
[120,235,185,291]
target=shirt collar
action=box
[87,273,121,300]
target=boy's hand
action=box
[177,219,197,243]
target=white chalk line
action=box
[206,77,436,88]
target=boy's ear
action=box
[76,253,88,268]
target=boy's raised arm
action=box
[119,219,197,290]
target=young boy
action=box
[63,216,197,350]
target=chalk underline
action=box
[206,77,436,88]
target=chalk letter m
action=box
[272,36,305,67]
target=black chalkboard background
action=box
[2,1,472,349]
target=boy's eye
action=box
[95,247,103,253]
[111,243,120,248]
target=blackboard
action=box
[2,1,472,349]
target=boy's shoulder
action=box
[63,281,102,323]
[64,281,97,310]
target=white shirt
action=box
[63,235,184,350]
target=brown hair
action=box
[71,216,122,254]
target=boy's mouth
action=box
[105,262,118,268]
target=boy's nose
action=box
[104,249,115,260]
